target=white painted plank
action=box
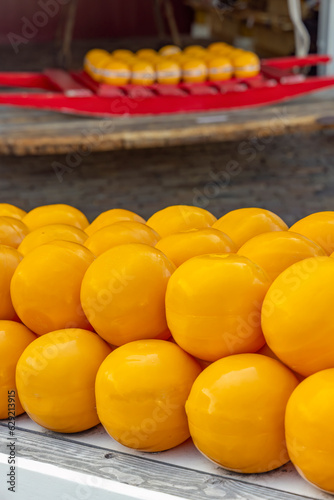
[0,454,184,500]
[1,415,330,500]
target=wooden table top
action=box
[1,90,334,156]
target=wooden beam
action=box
[57,0,79,69]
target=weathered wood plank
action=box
[0,92,334,155]
[0,425,316,500]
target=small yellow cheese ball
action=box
[136,48,157,60]
[166,254,271,361]
[208,42,231,53]
[156,228,236,267]
[286,369,334,493]
[81,244,176,345]
[11,242,94,335]
[85,52,112,82]
[111,49,134,61]
[207,57,233,81]
[147,205,216,237]
[262,256,334,376]
[0,203,26,220]
[159,45,181,57]
[131,61,156,85]
[290,211,334,255]
[182,59,207,83]
[167,53,189,65]
[186,353,299,473]
[184,45,207,58]
[0,321,37,418]
[237,230,326,281]
[0,217,29,249]
[18,224,88,256]
[156,60,181,85]
[233,52,261,78]
[84,221,160,257]
[0,246,23,320]
[16,329,111,432]
[102,60,131,85]
[212,208,288,249]
[96,339,202,452]
[85,209,145,237]
[23,204,89,231]
[84,49,110,78]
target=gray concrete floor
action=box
[0,129,333,225]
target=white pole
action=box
[318,0,334,75]
[287,0,311,57]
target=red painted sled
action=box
[0,55,334,117]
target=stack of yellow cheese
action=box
[83,43,260,86]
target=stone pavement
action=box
[0,129,333,226]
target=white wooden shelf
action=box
[0,415,331,500]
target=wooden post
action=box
[57,0,79,69]
[163,0,181,47]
